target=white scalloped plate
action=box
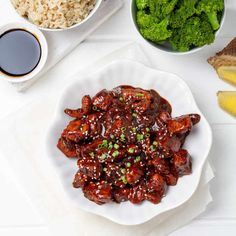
[45,60,212,225]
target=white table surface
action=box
[0,0,236,235]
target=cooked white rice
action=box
[11,0,96,29]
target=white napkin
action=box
[0,43,214,236]
[0,0,124,92]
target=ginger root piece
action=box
[208,37,236,86]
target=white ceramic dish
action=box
[46,60,212,225]
[0,22,48,83]
[10,0,103,32]
[130,0,226,55]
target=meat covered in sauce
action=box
[57,86,201,205]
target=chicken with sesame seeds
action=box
[57,85,201,205]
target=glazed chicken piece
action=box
[113,188,130,203]
[173,149,192,176]
[128,182,147,204]
[62,113,103,143]
[57,137,76,158]
[147,173,167,196]
[119,86,152,114]
[64,95,92,118]
[62,119,89,142]
[164,167,179,186]
[125,163,144,185]
[105,163,125,187]
[73,171,91,188]
[83,181,112,205]
[77,157,102,179]
[167,114,201,135]
[145,174,166,204]
[92,89,112,111]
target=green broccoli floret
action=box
[140,17,172,43]
[196,0,224,30]
[170,0,198,28]
[136,11,157,28]
[170,15,215,52]
[136,0,149,10]
[149,0,179,22]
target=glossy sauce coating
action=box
[57,86,201,205]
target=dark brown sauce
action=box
[0,29,41,77]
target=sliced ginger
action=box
[217,66,236,86]
[217,91,236,117]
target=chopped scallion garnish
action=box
[136,93,144,97]
[121,127,126,132]
[100,153,107,160]
[153,141,158,146]
[121,175,127,184]
[137,134,144,141]
[108,142,113,150]
[112,150,119,157]
[128,148,134,153]
[126,162,131,167]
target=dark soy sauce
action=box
[0,29,41,77]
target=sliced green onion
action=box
[145,133,150,138]
[134,156,141,162]
[98,144,103,149]
[121,175,127,184]
[121,168,126,174]
[137,134,144,141]
[119,97,124,102]
[149,145,155,151]
[146,127,150,132]
[126,162,131,168]
[100,153,107,160]
[112,150,119,157]
[132,113,137,118]
[108,142,113,150]
[120,133,126,142]
[128,148,134,153]
[121,127,126,132]
[153,141,158,146]
[92,106,98,111]
[110,134,115,139]
[114,144,119,149]
[136,93,144,97]
[103,167,107,171]
[102,140,108,147]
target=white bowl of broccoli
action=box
[131,0,226,54]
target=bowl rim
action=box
[130,0,226,55]
[0,22,48,83]
[9,0,103,32]
[45,59,213,225]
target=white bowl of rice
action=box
[10,0,103,31]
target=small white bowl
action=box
[0,22,48,83]
[130,0,226,55]
[10,0,103,32]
